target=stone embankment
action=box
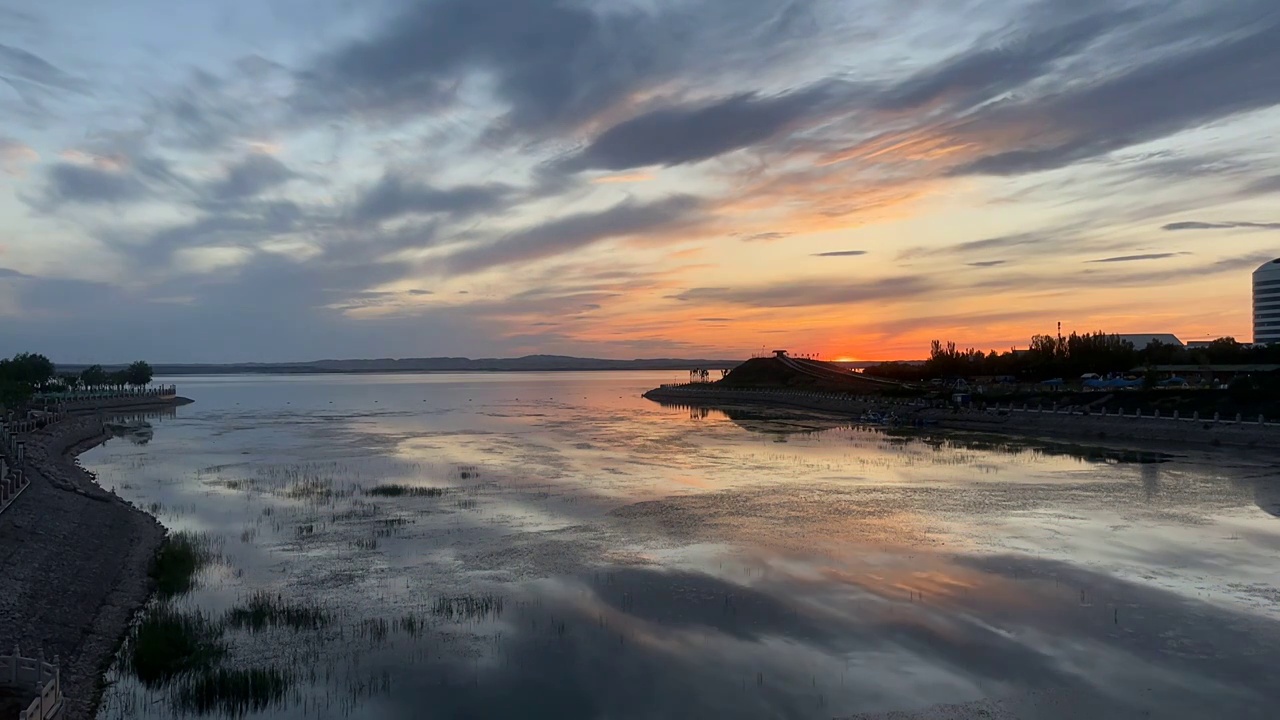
[0,397,188,720]
[645,385,1280,449]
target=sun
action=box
[834,356,858,363]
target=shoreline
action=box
[0,397,190,720]
[644,386,1280,450]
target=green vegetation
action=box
[126,605,225,687]
[224,592,329,632]
[866,332,1280,383]
[0,352,159,409]
[0,352,54,408]
[365,484,446,497]
[150,531,220,599]
[173,667,291,715]
[79,364,109,388]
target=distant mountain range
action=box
[58,355,745,375]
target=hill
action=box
[56,355,742,375]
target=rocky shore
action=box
[0,401,187,720]
[645,386,1280,449]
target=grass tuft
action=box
[126,605,224,687]
[225,592,328,632]
[174,667,291,715]
[366,484,445,498]
[150,531,220,598]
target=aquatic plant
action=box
[173,667,291,715]
[366,484,446,497]
[431,593,505,622]
[225,591,329,632]
[150,531,221,598]
[125,605,224,687]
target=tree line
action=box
[864,333,1280,383]
[0,353,154,408]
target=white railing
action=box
[0,647,63,720]
[36,385,177,404]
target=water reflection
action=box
[80,374,1280,720]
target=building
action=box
[1255,258,1280,345]
[1118,333,1184,349]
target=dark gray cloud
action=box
[1247,176,1280,195]
[148,201,306,250]
[899,229,1075,260]
[952,11,1280,176]
[812,250,867,257]
[209,154,296,201]
[407,289,434,296]
[296,0,819,135]
[1163,220,1280,231]
[40,163,148,205]
[0,267,32,279]
[877,6,1140,112]
[563,85,834,171]
[0,42,89,95]
[443,195,704,275]
[742,232,790,242]
[673,276,929,308]
[353,173,513,224]
[1086,252,1190,263]
[966,260,1007,268]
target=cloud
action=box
[39,162,148,205]
[442,195,704,275]
[0,42,89,95]
[1162,221,1280,231]
[673,276,929,308]
[353,173,513,224]
[296,0,821,135]
[0,137,37,175]
[148,201,307,251]
[966,260,1007,268]
[563,85,835,171]
[209,154,296,201]
[951,12,1280,176]
[812,250,867,257]
[899,229,1076,260]
[1086,252,1190,263]
[742,232,790,242]
[876,6,1140,113]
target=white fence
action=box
[0,647,63,720]
[35,384,177,405]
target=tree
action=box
[125,361,153,387]
[1,353,55,389]
[80,365,109,388]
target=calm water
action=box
[83,373,1280,719]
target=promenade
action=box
[645,384,1280,449]
[0,391,187,720]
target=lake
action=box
[83,372,1280,719]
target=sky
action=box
[1,0,1279,363]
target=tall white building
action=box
[1255,258,1280,345]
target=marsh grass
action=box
[432,593,505,622]
[151,531,221,598]
[126,605,224,687]
[366,484,446,498]
[174,667,291,715]
[225,592,329,632]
